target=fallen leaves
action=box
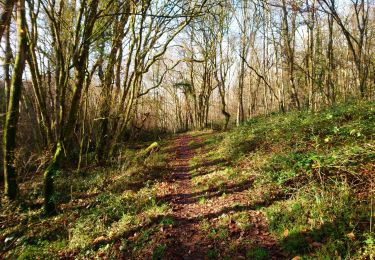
[93,236,110,245]
[228,220,240,233]
[346,232,355,241]
[311,241,323,248]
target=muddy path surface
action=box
[155,134,283,260]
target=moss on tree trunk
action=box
[43,142,62,215]
[3,0,26,200]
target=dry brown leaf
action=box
[98,251,106,257]
[347,232,355,240]
[311,242,323,248]
[93,236,109,245]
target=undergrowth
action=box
[0,140,173,259]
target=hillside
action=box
[0,101,374,259]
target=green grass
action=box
[188,101,374,259]
[152,244,167,259]
[246,246,269,260]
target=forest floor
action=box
[0,101,374,259]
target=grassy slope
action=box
[189,101,374,259]
[0,101,374,259]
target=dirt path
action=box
[162,135,209,259]
[159,134,282,259]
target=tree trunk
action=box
[237,50,245,126]
[1,9,12,186]
[43,0,99,214]
[0,0,15,41]
[327,13,335,105]
[96,12,128,164]
[3,0,27,200]
[281,0,300,109]
[43,142,62,215]
[4,22,11,109]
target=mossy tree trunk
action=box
[4,22,12,109]
[96,10,129,164]
[0,10,12,185]
[42,0,99,215]
[43,142,62,214]
[26,11,54,147]
[3,0,27,200]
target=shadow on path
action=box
[156,134,284,260]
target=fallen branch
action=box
[138,142,160,159]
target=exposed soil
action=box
[153,134,283,259]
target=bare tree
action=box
[319,0,370,97]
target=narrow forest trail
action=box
[163,135,209,259]
[154,134,283,260]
